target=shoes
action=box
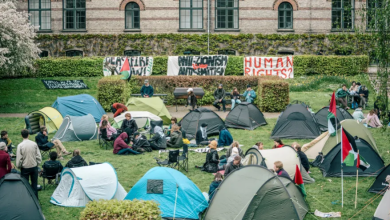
[63,152,72,156]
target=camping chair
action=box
[41,163,62,190]
[154,150,180,169]
[99,128,114,150]
[35,133,52,158]
[178,144,189,172]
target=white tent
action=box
[50,163,127,207]
[244,146,315,184]
[373,189,390,220]
[114,111,163,135]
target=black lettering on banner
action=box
[42,80,89,90]
[174,55,228,76]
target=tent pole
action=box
[340,125,343,208]
[355,150,359,209]
[173,184,179,220]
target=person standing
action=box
[140,79,154,98]
[336,84,350,110]
[243,85,257,103]
[230,87,241,110]
[16,129,42,199]
[111,103,128,118]
[213,84,226,112]
[186,88,197,110]
[0,142,12,179]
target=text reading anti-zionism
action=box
[244,56,294,79]
[167,55,228,76]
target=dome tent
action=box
[368,164,390,194]
[179,107,224,139]
[315,106,353,132]
[126,97,172,124]
[113,111,163,133]
[25,107,63,134]
[204,166,308,220]
[125,167,208,219]
[225,102,267,130]
[271,104,321,139]
[53,114,98,142]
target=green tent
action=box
[204,166,308,220]
[126,97,172,124]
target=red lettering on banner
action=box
[254,57,262,68]
[281,69,287,78]
[244,67,250,75]
[287,56,293,67]
[277,58,284,68]
[287,68,293,78]
[258,69,265,76]
[245,57,252,68]
[265,70,273,76]
[265,58,273,68]
[274,69,281,77]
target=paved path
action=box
[0,105,281,119]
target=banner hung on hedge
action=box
[42,80,89,89]
[244,56,294,79]
[167,55,228,76]
[103,57,154,77]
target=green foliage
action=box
[35,57,104,77]
[289,75,353,92]
[259,80,289,112]
[97,76,131,111]
[79,199,161,220]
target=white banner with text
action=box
[244,56,294,79]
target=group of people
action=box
[336,82,368,110]
[212,84,257,112]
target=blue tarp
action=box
[125,167,208,219]
[52,94,106,123]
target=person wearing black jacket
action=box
[274,161,292,181]
[196,123,209,145]
[65,149,88,168]
[358,85,369,107]
[213,84,226,112]
[293,143,310,172]
[201,141,219,173]
[148,126,166,150]
[36,126,71,160]
[132,132,151,152]
[186,88,197,110]
[120,113,138,143]
[224,155,242,177]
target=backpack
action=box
[311,152,324,167]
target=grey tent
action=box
[271,104,321,139]
[204,166,308,220]
[315,106,353,132]
[179,108,224,139]
[0,173,45,220]
[53,114,98,142]
[369,164,390,193]
[225,102,267,130]
[373,189,390,220]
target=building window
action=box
[216,0,239,29]
[367,0,382,30]
[125,2,140,29]
[218,50,236,55]
[66,50,83,57]
[39,51,49,57]
[124,50,141,56]
[28,0,51,30]
[278,2,293,29]
[332,0,354,30]
[63,0,86,30]
[180,0,203,29]
[183,50,200,55]
[277,50,294,55]
[335,49,352,56]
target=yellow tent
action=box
[25,107,63,134]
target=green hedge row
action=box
[258,80,290,112]
[97,75,131,111]
[26,55,368,78]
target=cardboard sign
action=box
[244,56,294,79]
[103,57,153,77]
[167,55,228,76]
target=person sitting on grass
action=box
[243,85,257,103]
[41,152,63,184]
[292,143,310,173]
[213,84,226,112]
[252,142,264,150]
[113,133,140,155]
[65,149,88,168]
[166,125,183,148]
[0,130,14,158]
[140,79,154,98]
[353,105,365,123]
[208,173,223,201]
[224,155,242,177]
[218,125,233,147]
[148,126,167,150]
[111,103,128,118]
[230,87,241,110]
[100,120,118,140]
[186,88,197,110]
[177,122,187,140]
[36,126,71,160]
[132,132,151,153]
[196,123,210,146]
[166,117,177,137]
[336,84,350,110]
[274,161,291,180]
[120,113,138,143]
[272,138,284,149]
[226,141,243,158]
[200,141,219,173]
[0,142,12,180]
[366,109,383,128]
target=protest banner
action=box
[244,56,294,79]
[103,57,153,77]
[167,55,228,76]
[42,80,89,89]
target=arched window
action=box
[278,2,293,29]
[125,2,140,29]
[39,51,49,57]
[66,50,83,57]
[124,50,141,56]
[218,50,236,55]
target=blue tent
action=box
[125,167,208,219]
[52,94,106,122]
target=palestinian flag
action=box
[119,57,131,80]
[294,165,307,198]
[328,91,337,136]
[341,128,370,171]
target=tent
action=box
[225,102,267,130]
[373,189,390,220]
[271,104,321,139]
[0,173,45,220]
[125,167,208,219]
[52,114,98,142]
[50,163,127,207]
[126,97,172,124]
[179,107,225,139]
[315,106,353,131]
[369,164,390,193]
[244,146,315,184]
[302,119,379,160]
[113,111,163,131]
[25,107,63,134]
[204,166,308,220]
[318,138,384,177]
[52,94,106,123]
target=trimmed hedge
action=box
[79,199,161,220]
[259,80,290,112]
[97,75,131,111]
[35,57,103,77]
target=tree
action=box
[0,0,40,77]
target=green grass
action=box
[2,117,389,220]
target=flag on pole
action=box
[294,165,306,198]
[119,57,131,80]
[328,91,337,136]
[341,128,370,171]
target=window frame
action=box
[278,2,293,30]
[39,51,49,57]
[66,50,83,57]
[366,0,383,30]
[124,50,141,56]
[28,0,51,30]
[215,0,239,30]
[63,0,86,30]
[125,2,141,30]
[179,0,204,30]
[218,49,236,55]
[331,0,355,31]
[183,50,200,55]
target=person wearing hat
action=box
[200,140,220,173]
[243,84,257,103]
[186,88,197,110]
[213,84,226,112]
[140,79,154,98]
[196,123,210,145]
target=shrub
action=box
[79,199,161,220]
[97,75,131,111]
[258,80,289,112]
[35,57,104,77]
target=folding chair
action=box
[41,163,62,190]
[99,128,114,150]
[155,150,180,169]
[35,134,52,158]
[178,144,189,172]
